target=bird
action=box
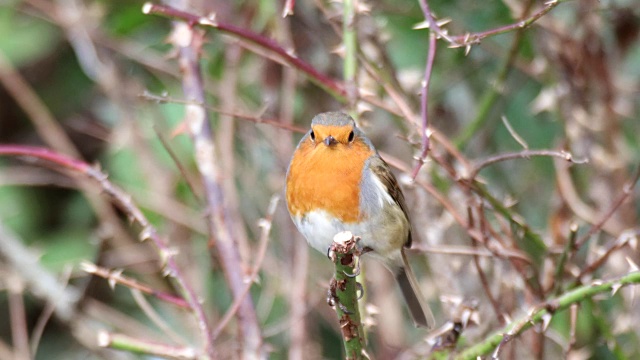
[285,111,435,328]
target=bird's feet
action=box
[327,278,364,312]
[327,278,352,314]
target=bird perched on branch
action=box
[285,111,435,328]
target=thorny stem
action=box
[448,0,566,47]
[469,149,587,180]
[170,22,263,357]
[142,3,345,98]
[411,31,437,179]
[211,196,279,340]
[577,229,640,281]
[553,224,578,296]
[573,166,640,252]
[453,271,640,360]
[141,92,306,133]
[416,0,455,43]
[0,145,213,358]
[97,331,196,359]
[468,204,505,324]
[80,262,189,308]
[141,1,567,139]
[329,232,366,359]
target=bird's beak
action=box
[324,135,338,146]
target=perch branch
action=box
[328,232,366,359]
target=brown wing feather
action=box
[369,156,413,248]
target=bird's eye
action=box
[348,130,355,142]
[310,130,315,141]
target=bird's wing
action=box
[368,155,413,248]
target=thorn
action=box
[97,330,111,347]
[331,44,346,57]
[327,287,336,307]
[355,282,365,300]
[338,301,352,314]
[162,266,176,278]
[160,247,179,268]
[611,283,623,296]
[285,47,297,57]
[80,261,97,274]
[139,226,154,242]
[462,33,472,56]
[541,313,552,331]
[198,13,218,27]
[437,18,452,27]
[327,246,335,261]
[355,2,372,14]
[412,20,430,30]
[343,258,361,278]
[502,313,512,323]
[411,20,429,30]
[257,218,271,229]
[282,7,293,18]
[141,2,153,14]
[108,269,123,290]
[626,257,639,272]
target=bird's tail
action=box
[395,250,435,328]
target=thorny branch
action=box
[0,145,212,358]
[469,149,588,180]
[2,0,637,358]
[573,166,640,252]
[142,2,346,97]
[167,18,264,357]
[455,271,640,360]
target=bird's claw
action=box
[326,246,335,261]
[327,277,360,314]
[338,301,352,314]
[327,278,337,306]
[356,281,364,300]
[342,258,361,278]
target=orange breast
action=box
[286,139,374,223]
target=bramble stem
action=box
[328,232,366,359]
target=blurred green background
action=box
[0,0,639,359]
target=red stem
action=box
[0,144,214,358]
[143,3,345,98]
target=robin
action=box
[285,112,435,328]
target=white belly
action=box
[291,208,406,268]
